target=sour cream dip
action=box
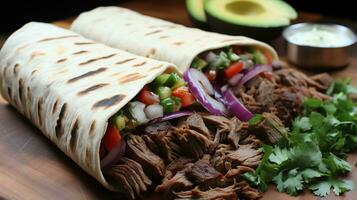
[288,26,352,47]
[283,23,356,68]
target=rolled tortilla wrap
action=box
[0,22,179,191]
[71,6,278,72]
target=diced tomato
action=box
[264,51,273,64]
[103,124,121,151]
[172,86,196,107]
[225,62,244,79]
[99,142,107,159]
[138,86,160,105]
[205,70,217,81]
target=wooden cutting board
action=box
[0,0,356,199]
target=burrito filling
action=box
[99,50,334,200]
[100,72,197,165]
[185,46,272,121]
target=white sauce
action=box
[289,27,352,47]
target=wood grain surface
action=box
[1,0,356,199]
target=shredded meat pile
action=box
[105,66,332,200]
[240,67,332,126]
[107,113,266,199]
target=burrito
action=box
[0,22,206,196]
[71,7,282,121]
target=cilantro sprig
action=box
[243,79,357,197]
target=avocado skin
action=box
[187,12,210,30]
[206,11,286,42]
[186,6,210,30]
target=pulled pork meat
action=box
[174,185,239,200]
[104,68,333,200]
[106,113,264,200]
[106,158,152,200]
[238,67,332,125]
[126,134,165,180]
[249,112,288,144]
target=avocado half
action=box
[186,0,209,30]
[205,0,297,41]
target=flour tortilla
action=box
[71,6,279,72]
[0,22,178,191]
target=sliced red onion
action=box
[228,73,244,86]
[145,104,164,120]
[149,110,193,124]
[213,84,227,105]
[238,65,272,87]
[184,69,228,116]
[101,140,126,169]
[223,89,253,122]
[220,85,229,93]
[191,69,214,95]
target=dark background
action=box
[1,0,356,33]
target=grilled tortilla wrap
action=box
[0,22,179,191]
[71,6,278,72]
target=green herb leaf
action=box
[245,78,357,197]
[323,153,352,174]
[299,168,324,183]
[269,146,289,165]
[309,179,332,197]
[283,169,304,195]
[289,142,322,168]
[293,117,311,131]
[309,178,354,197]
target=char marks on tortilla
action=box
[71,6,278,72]
[0,22,179,191]
[38,35,79,42]
[79,54,116,66]
[67,67,107,83]
[77,83,109,96]
[92,94,126,110]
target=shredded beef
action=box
[186,160,222,187]
[310,73,333,90]
[299,86,331,100]
[238,90,264,114]
[237,180,261,200]
[145,121,171,134]
[249,112,287,144]
[166,157,195,173]
[225,166,255,178]
[147,130,181,163]
[106,158,152,200]
[110,172,136,200]
[227,144,262,167]
[172,127,212,159]
[202,115,243,148]
[104,66,334,199]
[239,134,262,147]
[174,185,239,200]
[216,166,255,188]
[211,144,232,173]
[120,157,152,186]
[126,135,165,180]
[184,113,210,138]
[227,118,244,149]
[141,135,160,155]
[108,113,268,199]
[273,87,305,125]
[255,79,278,106]
[155,167,194,193]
